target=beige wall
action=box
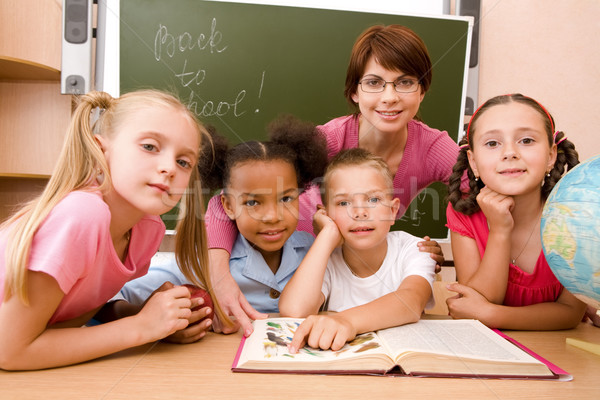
[474,0,600,161]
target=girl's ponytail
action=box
[56,91,114,194]
[3,91,113,303]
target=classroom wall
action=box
[474,0,599,161]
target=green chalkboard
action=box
[119,0,470,238]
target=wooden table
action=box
[1,322,598,400]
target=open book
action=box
[232,317,571,380]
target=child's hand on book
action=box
[287,314,357,353]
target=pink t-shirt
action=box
[445,203,563,306]
[0,190,165,325]
[206,115,460,252]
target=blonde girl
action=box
[0,89,230,370]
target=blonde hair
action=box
[322,148,394,204]
[2,89,233,328]
[174,166,233,329]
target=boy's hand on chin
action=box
[313,207,344,248]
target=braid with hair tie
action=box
[542,131,580,199]
[447,137,481,215]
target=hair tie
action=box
[556,136,568,145]
[459,144,469,150]
[553,131,568,145]
[90,107,105,126]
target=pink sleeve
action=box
[28,192,107,294]
[205,194,238,253]
[296,185,323,236]
[425,129,460,184]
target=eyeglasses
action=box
[358,77,420,93]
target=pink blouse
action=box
[445,203,563,306]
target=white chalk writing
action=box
[175,60,206,87]
[153,18,265,119]
[154,18,227,61]
[186,90,246,118]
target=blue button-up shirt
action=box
[229,231,313,313]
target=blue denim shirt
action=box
[116,231,313,314]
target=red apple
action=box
[183,284,214,321]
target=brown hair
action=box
[344,24,433,111]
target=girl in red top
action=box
[445,93,586,330]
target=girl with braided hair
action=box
[445,93,586,330]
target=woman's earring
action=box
[474,176,479,182]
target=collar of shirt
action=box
[230,231,313,288]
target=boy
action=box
[279,148,436,353]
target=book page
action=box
[236,317,390,367]
[377,320,542,364]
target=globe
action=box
[541,154,600,309]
